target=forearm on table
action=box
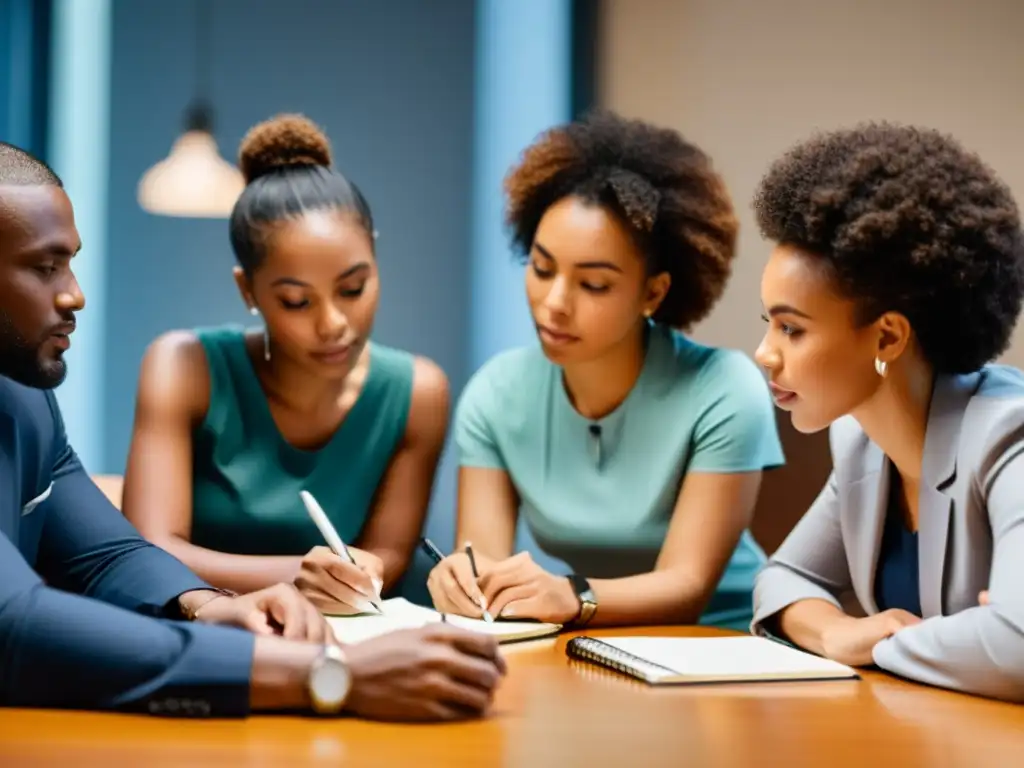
[873,607,1024,702]
[249,636,321,711]
[587,569,717,627]
[157,536,301,595]
[775,599,851,655]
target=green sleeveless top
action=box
[190,325,414,556]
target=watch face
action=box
[311,657,351,707]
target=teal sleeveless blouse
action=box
[190,325,414,556]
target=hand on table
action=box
[343,623,508,721]
[427,550,495,618]
[187,584,336,644]
[294,545,384,615]
[478,552,579,624]
[820,609,922,666]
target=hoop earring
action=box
[874,357,888,377]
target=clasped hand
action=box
[428,551,580,624]
[820,590,992,667]
[819,609,921,666]
[294,545,385,615]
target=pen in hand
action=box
[301,490,384,614]
[464,542,494,623]
[419,537,493,623]
[420,537,445,565]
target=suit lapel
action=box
[916,372,977,617]
[917,487,952,617]
[841,440,887,615]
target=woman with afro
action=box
[427,111,784,630]
[122,115,450,616]
[751,122,1024,702]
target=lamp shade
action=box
[137,128,244,218]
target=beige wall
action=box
[598,0,1024,549]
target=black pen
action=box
[420,537,445,565]
[464,541,494,623]
[420,537,493,623]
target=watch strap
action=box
[566,573,597,628]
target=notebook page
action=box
[443,613,559,638]
[600,637,855,678]
[326,598,440,644]
[326,598,559,643]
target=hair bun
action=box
[238,113,333,183]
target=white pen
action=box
[300,490,384,614]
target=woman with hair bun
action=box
[427,111,784,630]
[122,114,449,614]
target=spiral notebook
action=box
[326,598,561,645]
[566,636,858,685]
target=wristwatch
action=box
[566,573,598,627]
[308,645,352,715]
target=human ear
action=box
[232,266,257,312]
[874,311,912,365]
[643,271,671,318]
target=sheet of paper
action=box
[600,636,855,678]
[326,598,560,644]
[442,612,558,638]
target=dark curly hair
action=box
[229,114,374,274]
[503,110,738,330]
[753,122,1024,373]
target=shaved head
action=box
[0,142,62,188]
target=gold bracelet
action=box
[181,589,235,621]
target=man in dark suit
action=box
[0,141,504,720]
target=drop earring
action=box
[248,306,270,361]
[874,357,888,377]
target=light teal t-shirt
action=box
[454,323,785,629]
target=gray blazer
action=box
[752,365,1024,702]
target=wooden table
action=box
[2,626,1023,767]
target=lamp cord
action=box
[195,0,210,103]
[186,0,213,133]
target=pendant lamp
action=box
[137,0,243,218]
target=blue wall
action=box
[48,0,111,471]
[103,0,479,599]
[43,0,573,601]
[0,0,50,157]
[103,0,477,529]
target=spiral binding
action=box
[566,636,677,684]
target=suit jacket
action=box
[752,365,1024,702]
[0,375,254,716]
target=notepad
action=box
[326,598,562,644]
[566,636,858,685]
